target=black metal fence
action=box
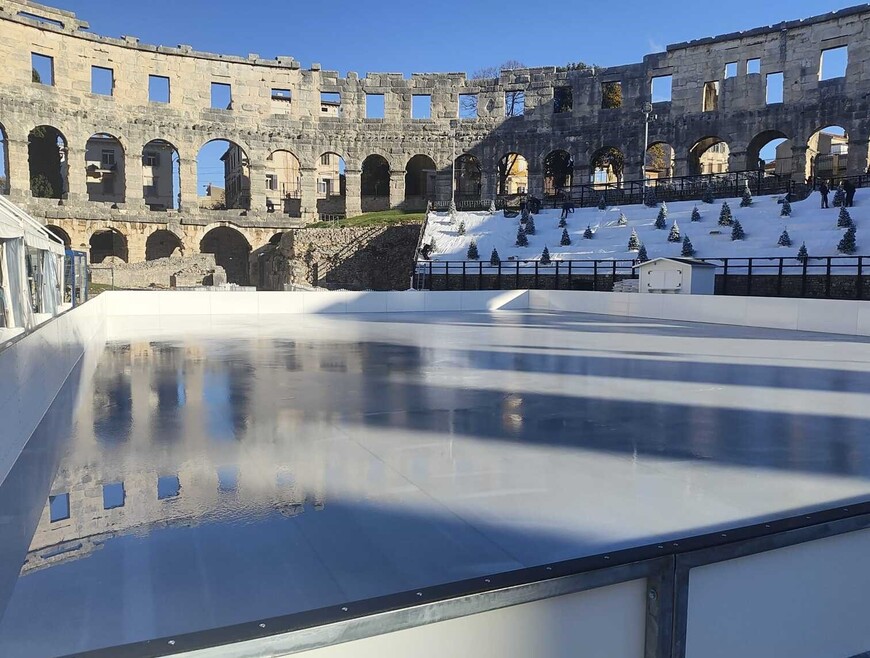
[415,255,870,300]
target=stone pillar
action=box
[179,157,198,213]
[790,144,810,183]
[344,168,362,217]
[123,151,146,211]
[435,169,453,205]
[847,139,870,176]
[6,138,31,202]
[126,226,147,263]
[480,168,497,201]
[299,167,318,221]
[673,156,690,178]
[527,164,544,198]
[65,146,87,202]
[249,162,267,213]
[728,149,749,173]
[623,158,644,184]
[389,170,405,209]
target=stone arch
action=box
[806,125,849,181]
[404,154,437,209]
[200,226,251,285]
[543,149,573,196]
[497,152,529,196]
[688,136,730,175]
[454,153,481,199]
[265,149,301,216]
[86,133,126,203]
[142,139,180,211]
[146,229,184,261]
[361,154,391,212]
[45,225,71,248]
[745,130,792,177]
[197,139,250,210]
[590,146,625,186]
[0,122,8,195]
[89,228,128,264]
[645,142,675,180]
[317,151,346,217]
[28,125,68,199]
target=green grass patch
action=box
[308,210,425,228]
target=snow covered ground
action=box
[420,191,867,267]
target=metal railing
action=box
[415,255,870,300]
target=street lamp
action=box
[642,101,654,182]
[450,119,458,205]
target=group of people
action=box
[818,179,857,209]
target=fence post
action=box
[722,258,729,295]
[568,260,573,290]
[515,261,520,289]
[497,261,502,290]
[478,261,483,290]
[747,258,753,296]
[801,258,808,297]
[777,258,783,296]
[462,261,467,291]
[555,261,560,290]
[445,262,449,291]
[825,258,832,298]
[593,260,598,291]
[858,256,864,300]
[534,261,539,289]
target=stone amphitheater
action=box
[0,0,868,284]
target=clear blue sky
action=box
[57,0,838,75]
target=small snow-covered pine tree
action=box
[703,182,715,204]
[833,182,846,208]
[525,216,536,235]
[583,225,594,239]
[691,206,701,222]
[598,195,607,210]
[668,220,681,242]
[628,228,641,251]
[740,184,753,208]
[637,243,649,263]
[681,235,695,257]
[780,198,792,217]
[466,240,480,260]
[644,186,657,208]
[448,198,457,219]
[457,219,466,235]
[778,229,792,247]
[490,248,501,266]
[617,212,628,226]
[838,206,853,228]
[718,201,733,226]
[655,206,667,229]
[558,217,567,228]
[540,246,552,265]
[561,228,572,246]
[515,225,528,247]
[488,199,497,214]
[660,201,668,218]
[838,226,858,254]
[797,242,809,263]
[731,219,746,241]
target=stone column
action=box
[179,157,199,213]
[790,144,810,183]
[5,138,31,202]
[673,156,690,178]
[299,167,318,221]
[622,158,645,184]
[847,139,870,176]
[480,168,497,201]
[123,150,146,211]
[435,169,453,205]
[728,149,749,173]
[527,163,544,198]
[389,170,406,210]
[65,146,88,202]
[248,162,266,213]
[344,168,362,217]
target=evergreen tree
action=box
[797,242,809,263]
[838,206,853,228]
[448,198,457,218]
[515,225,529,247]
[778,229,792,247]
[561,228,572,246]
[660,200,668,218]
[525,216,536,235]
[838,226,857,254]
[489,247,501,266]
[740,183,753,208]
[718,201,733,226]
[466,240,480,260]
[833,182,846,208]
[521,206,530,222]
[583,225,594,239]
[488,199,497,214]
[598,195,607,210]
[558,217,567,228]
[617,212,628,226]
[702,182,715,204]
[655,206,667,229]
[457,219,466,235]
[637,243,649,263]
[644,186,657,208]
[780,198,792,217]
[681,235,695,257]
[628,228,641,251]
[667,220,681,242]
[691,206,701,222]
[731,219,746,241]
[540,246,552,265]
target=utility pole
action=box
[642,102,653,182]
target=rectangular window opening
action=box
[766,72,784,104]
[747,58,761,75]
[102,482,125,510]
[601,81,622,109]
[91,66,113,96]
[211,82,232,110]
[651,75,672,103]
[459,94,478,119]
[143,151,160,167]
[158,475,181,500]
[31,52,54,86]
[366,93,385,119]
[702,81,719,112]
[271,88,292,102]
[553,86,573,114]
[820,46,848,80]
[412,94,432,119]
[49,493,70,522]
[505,90,525,117]
[320,91,341,116]
[148,75,170,103]
[724,62,737,78]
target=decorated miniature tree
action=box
[833,182,846,208]
[466,240,480,260]
[644,186,657,208]
[558,217,567,228]
[540,246,552,265]
[561,228,572,245]
[449,198,457,219]
[660,200,668,218]
[691,206,701,222]
[488,199,497,214]
[618,212,628,226]
[838,226,857,254]
[525,216,536,235]
[731,219,746,241]
[628,228,641,251]
[668,220,681,242]
[457,219,466,235]
[780,198,792,217]
[778,229,792,247]
[655,206,667,229]
[702,182,715,204]
[515,225,528,247]
[718,201,733,226]
[838,206,853,228]
[797,242,809,263]
[681,235,696,257]
[583,225,594,239]
[740,183,753,208]
[598,195,607,210]
[637,243,649,263]
[490,248,501,266]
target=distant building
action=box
[221,143,251,209]
[808,130,849,180]
[85,134,125,203]
[316,152,343,198]
[201,183,225,209]
[141,142,176,210]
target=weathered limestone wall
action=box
[90,253,225,288]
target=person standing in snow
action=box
[844,179,856,207]
[819,180,830,209]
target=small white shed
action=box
[634,257,716,295]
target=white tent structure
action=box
[0,195,66,334]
